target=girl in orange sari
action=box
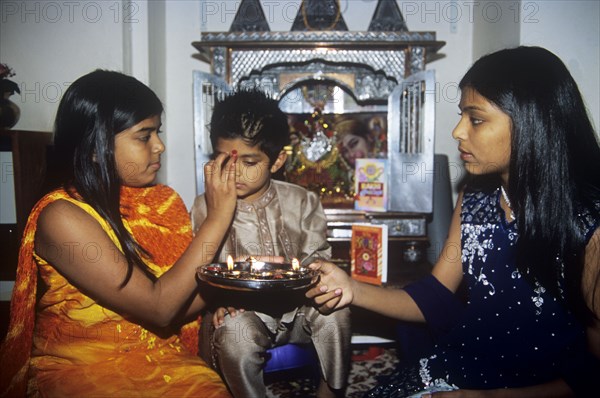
[0,70,237,397]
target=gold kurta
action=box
[191,179,331,265]
[191,179,332,323]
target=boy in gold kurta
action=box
[191,90,351,398]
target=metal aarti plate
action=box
[197,261,319,291]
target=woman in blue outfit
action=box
[306,46,600,397]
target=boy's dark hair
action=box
[209,89,290,164]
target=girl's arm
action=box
[34,153,237,329]
[307,192,465,321]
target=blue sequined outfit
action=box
[366,187,599,396]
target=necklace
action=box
[500,186,515,221]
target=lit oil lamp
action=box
[258,271,274,279]
[224,255,241,278]
[248,256,266,275]
[284,258,302,279]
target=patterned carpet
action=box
[265,346,398,398]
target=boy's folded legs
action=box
[199,306,351,397]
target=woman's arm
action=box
[34,153,237,329]
[307,192,465,321]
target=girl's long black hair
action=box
[48,70,163,285]
[460,46,600,324]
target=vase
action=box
[0,93,20,129]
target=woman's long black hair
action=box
[460,46,600,324]
[48,70,163,285]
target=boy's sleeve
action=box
[300,190,331,261]
[189,194,208,236]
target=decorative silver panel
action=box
[278,85,388,115]
[237,59,402,103]
[325,215,426,238]
[387,70,436,213]
[369,218,427,237]
[199,30,438,44]
[211,47,227,78]
[192,19,445,214]
[410,47,426,76]
[192,31,444,100]
[229,49,406,93]
[192,71,232,195]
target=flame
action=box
[227,255,234,271]
[247,256,265,273]
[292,258,300,271]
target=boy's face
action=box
[214,138,286,202]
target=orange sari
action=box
[0,185,229,397]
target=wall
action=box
[0,0,126,130]
[1,0,599,208]
[520,0,600,133]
